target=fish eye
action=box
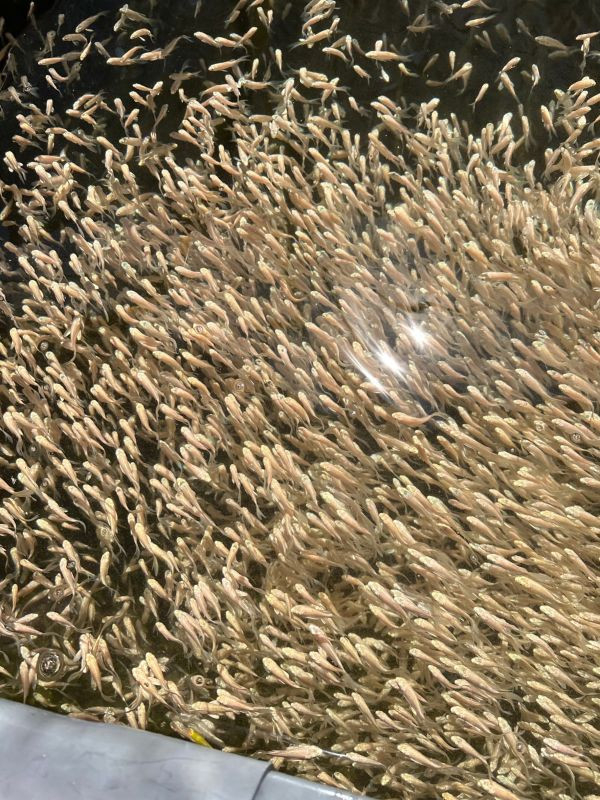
[39,341,49,351]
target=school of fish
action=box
[0,1,599,798]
